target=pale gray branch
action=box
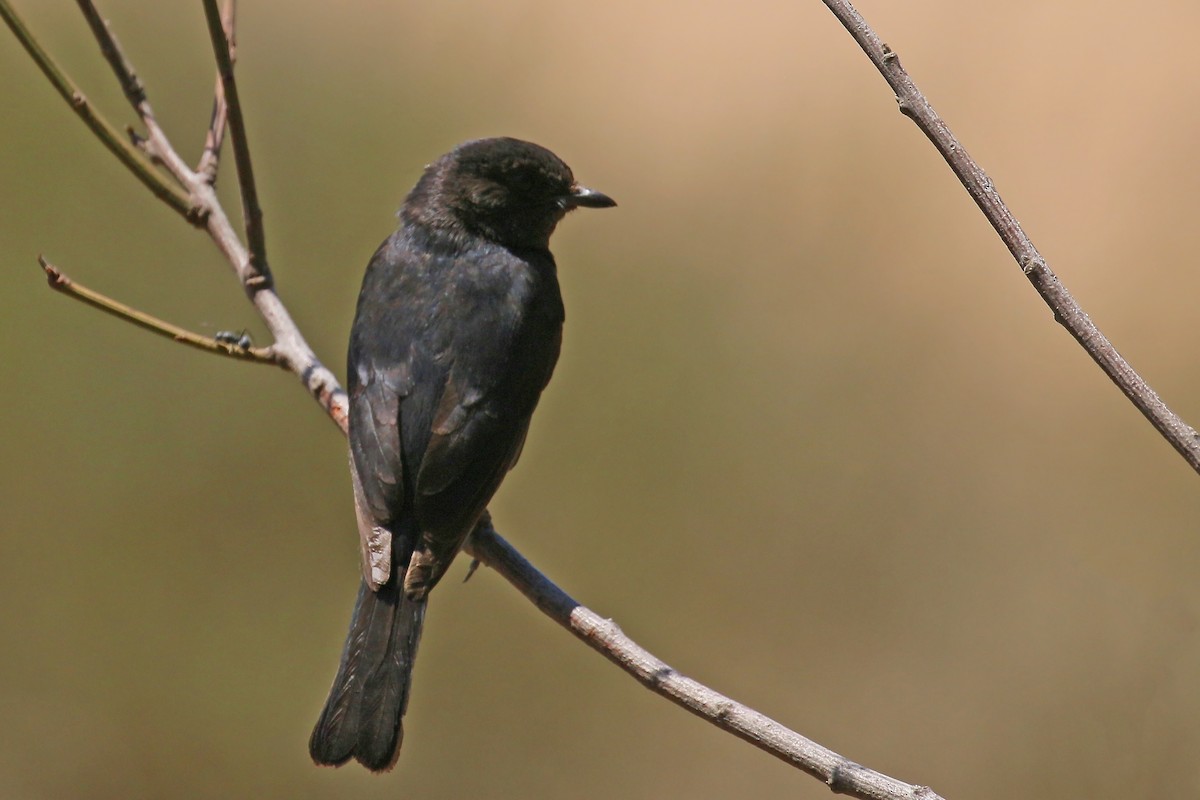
[819,0,1200,474]
[466,517,943,800]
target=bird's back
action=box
[348,226,564,593]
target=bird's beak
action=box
[565,183,616,209]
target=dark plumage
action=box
[310,137,614,772]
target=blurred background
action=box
[3,2,1200,798]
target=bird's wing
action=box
[348,355,413,590]
[402,364,534,597]
[419,376,503,495]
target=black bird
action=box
[310,137,615,772]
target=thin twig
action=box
[197,0,234,183]
[465,518,944,800]
[0,0,191,216]
[201,0,269,288]
[74,0,144,109]
[819,0,1200,475]
[197,78,228,184]
[39,257,279,364]
[72,0,207,226]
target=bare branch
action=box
[201,0,269,288]
[72,0,208,225]
[819,0,1200,475]
[197,0,234,183]
[466,518,943,800]
[74,0,145,109]
[0,0,191,216]
[39,257,279,364]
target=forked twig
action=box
[12,0,348,429]
[72,0,208,223]
[0,0,190,215]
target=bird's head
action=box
[403,137,615,251]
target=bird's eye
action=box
[507,170,540,194]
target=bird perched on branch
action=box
[310,137,615,772]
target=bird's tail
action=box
[309,578,426,772]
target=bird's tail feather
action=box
[310,578,425,772]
